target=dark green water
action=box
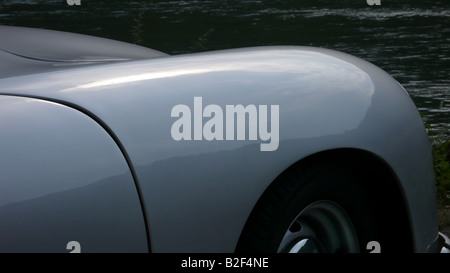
[1,0,449,138]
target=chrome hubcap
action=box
[277,200,360,253]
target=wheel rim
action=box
[277,200,360,253]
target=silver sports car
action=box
[0,25,448,253]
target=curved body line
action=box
[0,26,444,253]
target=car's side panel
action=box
[0,47,437,252]
[0,96,147,252]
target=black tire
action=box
[236,161,380,253]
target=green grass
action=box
[189,28,215,52]
[433,138,450,236]
[433,139,450,204]
[423,113,450,235]
[132,4,147,46]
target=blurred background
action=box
[1,0,449,234]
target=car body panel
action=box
[0,95,147,252]
[0,25,167,62]
[0,25,167,79]
[0,42,438,252]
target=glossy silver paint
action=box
[0,26,440,252]
[0,25,167,78]
[0,96,147,252]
